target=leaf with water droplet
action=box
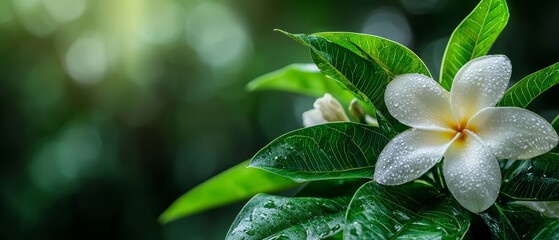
[249,122,390,181]
[500,152,559,201]
[480,202,559,239]
[344,181,470,239]
[277,30,428,135]
[226,194,350,239]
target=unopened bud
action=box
[302,93,349,127]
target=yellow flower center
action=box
[446,118,479,145]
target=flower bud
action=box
[302,93,349,127]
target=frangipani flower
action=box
[303,93,349,127]
[374,55,559,213]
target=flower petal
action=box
[385,73,455,130]
[467,107,559,159]
[302,109,327,127]
[443,131,500,213]
[450,55,511,123]
[374,128,454,185]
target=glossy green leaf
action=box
[326,232,344,240]
[246,63,355,106]
[277,30,396,130]
[498,62,559,108]
[344,181,470,239]
[159,160,298,224]
[313,32,431,78]
[390,197,470,239]
[553,115,559,132]
[480,202,559,239]
[500,152,559,201]
[226,194,350,239]
[440,0,509,90]
[249,122,389,181]
[314,32,426,135]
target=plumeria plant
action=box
[161,0,559,238]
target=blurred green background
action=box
[1,0,558,239]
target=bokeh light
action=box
[138,0,182,45]
[361,6,413,47]
[11,0,60,36]
[43,0,87,24]
[65,37,108,85]
[185,2,252,69]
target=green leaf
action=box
[159,160,298,224]
[313,32,432,137]
[440,0,509,90]
[325,232,343,240]
[249,122,389,181]
[313,32,431,78]
[553,115,559,133]
[391,197,471,239]
[277,30,396,130]
[226,194,350,239]
[480,202,559,239]
[500,152,559,201]
[246,63,355,106]
[498,62,559,108]
[344,181,470,239]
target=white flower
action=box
[373,55,559,213]
[303,93,349,127]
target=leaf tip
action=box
[245,80,257,92]
[273,28,289,35]
[273,29,309,46]
[158,211,173,225]
[274,29,294,38]
[247,159,259,168]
